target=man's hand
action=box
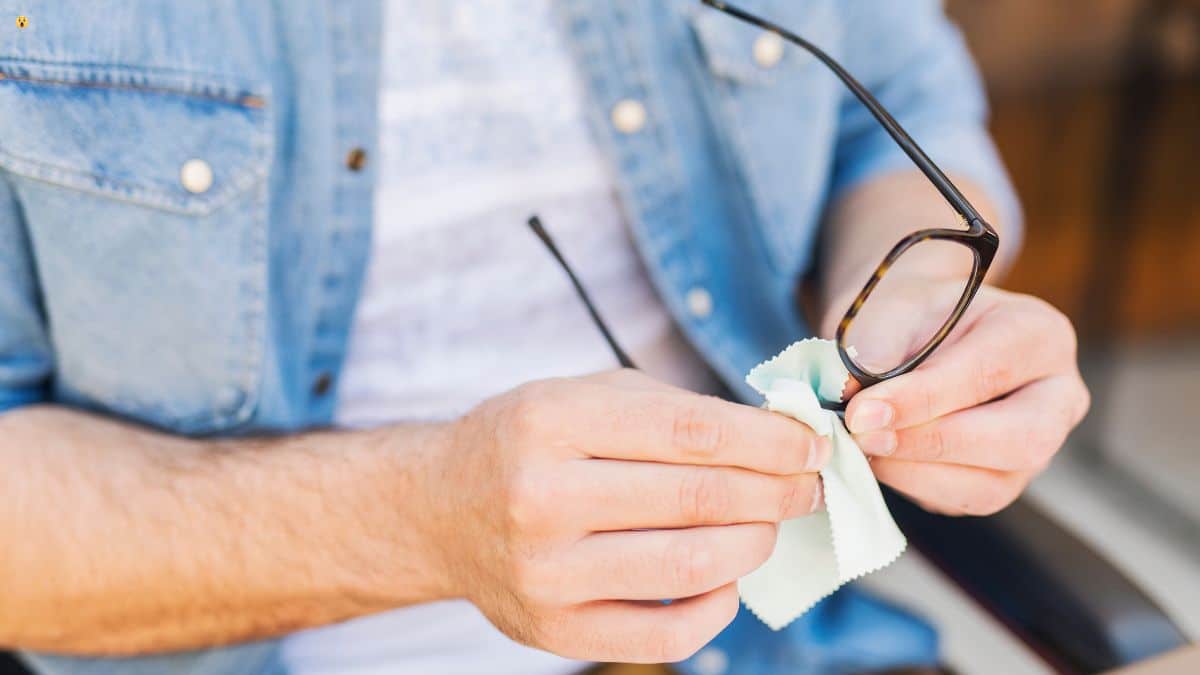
[421,370,829,664]
[0,371,822,657]
[822,280,1090,516]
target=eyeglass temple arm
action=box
[527,216,639,370]
[531,215,846,417]
[700,0,984,226]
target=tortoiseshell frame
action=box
[702,1,1001,405]
[835,223,998,390]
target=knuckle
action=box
[974,358,1013,402]
[918,383,939,423]
[679,469,732,524]
[506,468,555,533]
[646,625,686,663]
[671,402,726,458]
[505,383,556,441]
[760,432,802,476]
[665,537,712,590]
[925,425,953,463]
[777,479,805,521]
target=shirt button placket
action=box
[309,5,382,421]
[312,372,334,398]
[345,147,368,172]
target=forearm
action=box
[818,169,1012,325]
[0,406,450,655]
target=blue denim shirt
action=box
[0,1,1018,673]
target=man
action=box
[0,1,1089,674]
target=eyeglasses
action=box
[529,0,999,411]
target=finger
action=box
[871,457,1033,517]
[556,523,777,602]
[558,384,831,475]
[544,583,739,663]
[855,374,1089,471]
[565,459,821,531]
[846,297,1076,432]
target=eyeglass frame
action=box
[528,0,1000,409]
[702,1,999,391]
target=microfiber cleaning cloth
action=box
[738,339,907,630]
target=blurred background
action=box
[859,1,1200,672]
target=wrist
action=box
[337,423,461,607]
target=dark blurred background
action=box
[857,2,1200,672]
[948,0,1199,332]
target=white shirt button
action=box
[692,646,729,675]
[180,159,214,194]
[753,31,786,69]
[610,98,647,134]
[686,287,713,319]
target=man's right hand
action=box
[420,369,829,664]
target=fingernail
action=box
[856,431,897,457]
[848,400,895,434]
[806,436,833,471]
[810,479,825,513]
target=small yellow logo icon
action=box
[16,15,28,29]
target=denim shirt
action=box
[0,1,1018,673]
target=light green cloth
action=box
[738,339,907,630]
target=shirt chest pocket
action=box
[690,0,844,278]
[0,59,273,434]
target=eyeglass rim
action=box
[833,223,999,395]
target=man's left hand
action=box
[823,282,1090,516]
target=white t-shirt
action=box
[279,1,718,673]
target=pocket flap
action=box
[690,2,840,86]
[0,60,271,216]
